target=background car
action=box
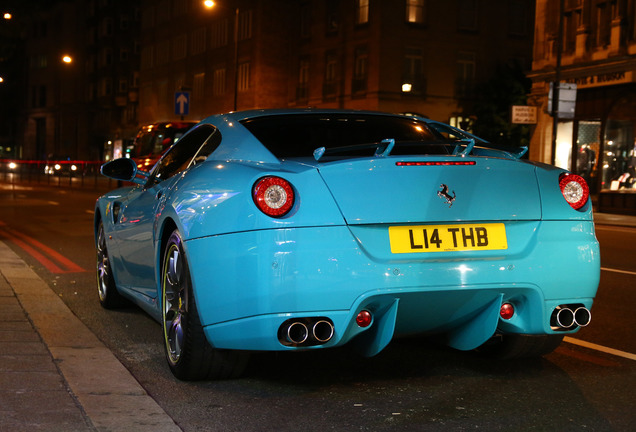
[95,109,600,380]
[43,156,79,177]
[127,121,197,170]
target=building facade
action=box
[138,0,534,130]
[17,0,140,161]
[529,0,636,214]
[12,0,534,162]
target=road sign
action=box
[175,91,190,116]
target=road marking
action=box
[564,337,636,361]
[0,223,86,274]
[601,267,636,276]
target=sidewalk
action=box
[1,208,634,431]
[0,240,181,432]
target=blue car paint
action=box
[184,218,598,352]
[94,109,600,357]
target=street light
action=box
[3,12,11,20]
[62,55,73,64]
[203,1,239,111]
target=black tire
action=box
[161,229,249,380]
[478,334,564,360]
[96,220,125,309]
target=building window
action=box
[238,10,253,41]
[323,51,338,99]
[352,46,368,95]
[297,58,310,100]
[563,5,582,53]
[237,61,250,92]
[157,40,171,65]
[213,67,226,96]
[191,27,207,55]
[32,85,47,108]
[355,0,369,25]
[101,48,113,67]
[595,1,613,47]
[193,72,205,98]
[211,19,228,48]
[120,15,130,30]
[455,51,475,98]
[99,78,113,97]
[326,0,339,34]
[173,34,187,60]
[101,17,113,37]
[402,47,424,94]
[458,0,478,31]
[120,48,129,62]
[406,0,425,24]
[118,79,128,93]
[140,45,154,70]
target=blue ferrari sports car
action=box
[95,109,600,380]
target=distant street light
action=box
[203,0,215,8]
[62,55,73,64]
[3,12,12,20]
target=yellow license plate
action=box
[389,223,508,254]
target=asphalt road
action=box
[1,182,634,431]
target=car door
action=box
[112,124,219,299]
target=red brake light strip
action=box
[396,161,476,166]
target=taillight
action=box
[252,176,295,217]
[559,173,589,210]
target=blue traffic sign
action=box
[175,91,190,116]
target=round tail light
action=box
[252,176,295,217]
[559,173,589,210]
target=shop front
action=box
[552,79,636,216]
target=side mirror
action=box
[100,158,148,185]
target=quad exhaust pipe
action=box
[551,304,591,330]
[279,318,335,346]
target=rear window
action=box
[240,114,448,158]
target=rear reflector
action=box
[500,303,515,320]
[356,310,372,327]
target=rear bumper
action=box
[186,220,599,352]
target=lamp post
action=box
[550,0,565,166]
[203,1,239,111]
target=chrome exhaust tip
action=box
[556,307,575,328]
[312,320,335,343]
[286,321,309,344]
[574,307,591,327]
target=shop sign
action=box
[565,71,633,89]
[511,105,538,124]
